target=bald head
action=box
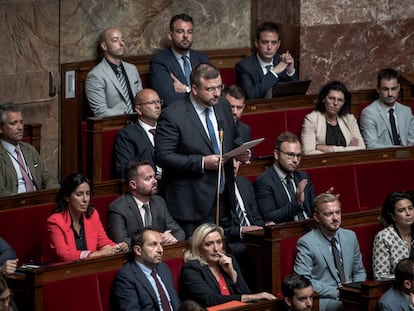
[134,88,162,126]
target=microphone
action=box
[217,120,224,143]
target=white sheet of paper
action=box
[223,138,265,158]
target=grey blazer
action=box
[360,99,414,148]
[85,58,143,117]
[294,228,366,311]
[377,287,411,311]
[0,142,60,196]
[106,193,185,247]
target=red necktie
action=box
[151,270,172,311]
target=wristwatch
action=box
[185,85,191,94]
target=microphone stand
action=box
[215,127,224,225]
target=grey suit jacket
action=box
[107,193,185,247]
[294,228,366,311]
[112,261,180,311]
[85,58,143,117]
[377,287,411,311]
[360,99,414,149]
[0,141,60,196]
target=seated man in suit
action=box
[107,160,185,248]
[113,88,162,178]
[112,228,181,311]
[85,27,143,117]
[150,13,210,107]
[254,131,316,223]
[235,21,298,100]
[0,102,60,196]
[0,237,18,275]
[223,85,252,143]
[294,193,366,311]
[378,258,414,311]
[282,273,314,311]
[360,68,414,149]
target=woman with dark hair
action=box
[373,191,414,279]
[179,223,275,307]
[301,81,365,154]
[41,173,128,263]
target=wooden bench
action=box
[244,208,381,294]
[339,279,395,311]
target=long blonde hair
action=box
[183,223,225,265]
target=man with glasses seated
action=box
[254,131,316,223]
[113,88,162,179]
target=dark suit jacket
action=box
[149,48,210,106]
[228,176,265,241]
[236,121,251,143]
[155,97,244,222]
[235,53,298,100]
[0,141,60,196]
[254,167,316,223]
[107,193,185,247]
[113,121,156,178]
[112,261,180,311]
[0,236,16,266]
[179,255,251,307]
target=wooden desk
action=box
[339,279,395,311]
[9,241,188,311]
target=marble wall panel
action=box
[300,19,414,94]
[0,1,59,177]
[60,0,251,63]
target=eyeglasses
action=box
[202,84,224,93]
[278,150,303,160]
[139,99,163,106]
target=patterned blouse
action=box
[372,225,411,280]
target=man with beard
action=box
[155,63,249,238]
[112,228,181,310]
[254,131,316,223]
[360,68,414,148]
[294,193,366,311]
[149,14,210,107]
[113,88,162,178]
[107,160,184,248]
[282,274,314,311]
[85,27,143,117]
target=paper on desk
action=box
[223,137,264,158]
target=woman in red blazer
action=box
[41,173,128,263]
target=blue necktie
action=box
[182,56,191,86]
[205,108,224,192]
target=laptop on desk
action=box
[265,80,312,98]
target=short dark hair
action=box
[53,173,94,218]
[190,63,220,87]
[274,131,300,151]
[124,160,152,184]
[282,273,312,299]
[380,191,414,227]
[255,21,280,41]
[0,102,21,125]
[395,258,414,288]
[315,81,351,117]
[170,14,193,31]
[377,68,400,86]
[131,227,156,249]
[222,84,245,100]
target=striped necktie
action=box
[115,65,133,113]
